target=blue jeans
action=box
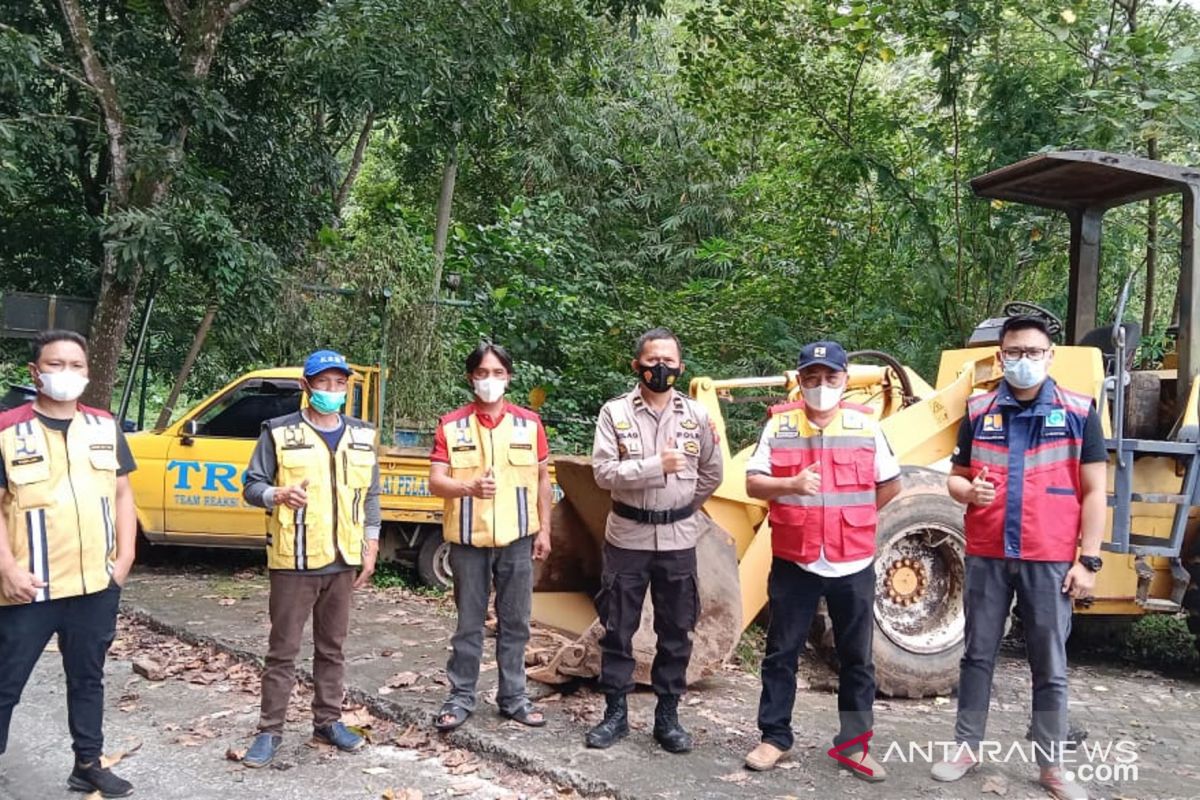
[0,582,121,762]
[756,558,876,752]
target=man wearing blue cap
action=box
[240,350,381,768]
[743,341,900,779]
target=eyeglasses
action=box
[799,374,846,389]
[1000,347,1051,361]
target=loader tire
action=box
[811,468,966,698]
[1184,560,1200,663]
[417,529,454,590]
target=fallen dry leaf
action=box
[981,774,1008,795]
[225,747,246,762]
[717,772,751,784]
[217,597,238,606]
[387,671,419,688]
[342,706,374,728]
[100,740,142,769]
[362,766,390,776]
[449,779,483,796]
[381,789,423,800]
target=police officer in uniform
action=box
[931,317,1105,800]
[0,330,137,798]
[241,350,381,768]
[586,327,724,753]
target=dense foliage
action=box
[3,0,1199,450]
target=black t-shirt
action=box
[0,412,137,489]
[951,399,1107,468]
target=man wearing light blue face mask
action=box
[931,317,1106,800]
[240,349,381,768]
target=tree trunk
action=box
[155,303,218,429]
[430,150,459,305]
[83,250,140,409]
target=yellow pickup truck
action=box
[127,365,469,587]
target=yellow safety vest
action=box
[441,407,541,548]
[0,404,120,605]
[265,415,377,570]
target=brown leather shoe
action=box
[745,741,788,771]
[838,750,887,783]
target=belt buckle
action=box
[648,509,669,525]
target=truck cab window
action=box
[191,379,302,438]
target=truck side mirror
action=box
[181,419,200,444]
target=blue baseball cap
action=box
[303,349,352,378]
[797,340,848,371]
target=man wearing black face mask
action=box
[586,327,724,753]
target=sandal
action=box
[434,702,471,732]
[499,699,546,728]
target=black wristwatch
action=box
[1078,555,1103,573]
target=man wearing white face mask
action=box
[743,340,900,779]
[0,330,137,798]
[429,343,552,732]
[931,316,1105,800]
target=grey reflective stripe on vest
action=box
[768,435,876,450]
[774,490,876,507]
[100,497,115,562]
[971,447,1008,468]
[517,486,529,537]
[460,496,473,545]
[294,506,307,570]
[25,509,49,602]
[1024,441,1083,469]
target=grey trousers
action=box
[446,536,534,715]
[955,556,1072,766]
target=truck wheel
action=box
[810,468,966,698]
[417,531,454,590]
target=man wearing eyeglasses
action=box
[742,340,900,779]
[930,316,1106,800]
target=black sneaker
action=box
[67,762,133,798]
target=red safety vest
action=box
[765,400,879,563]
[963,379,1093,561]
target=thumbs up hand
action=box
[277,478,310,509]
[791,462,822,496]
[660,437,687,475]
[471,468,497,499]
[968,466,996,507]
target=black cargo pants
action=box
[595,542,700,697]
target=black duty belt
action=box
[612,501,695,525]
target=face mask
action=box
[801,384,843,412]
[473,377,507,404]
[637,362,682,394]
[1002,358,1047,390]
[308,390,346,414]
[37,370,89,403]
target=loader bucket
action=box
[528,456,743,687]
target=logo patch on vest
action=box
[511,424,533,444]
[1046,409,1066,428]
[10,455,44,466]
[982,413,1004,432]
[776,415,799,437]
[680,419,698,430]
[841,410,865,430]
[683,440,700,455]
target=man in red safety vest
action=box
[931,316,1106,800]
[743,340,900,780]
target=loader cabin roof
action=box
[969,150,1200,211]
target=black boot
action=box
[653,694,692,753]
[585,693,629,749]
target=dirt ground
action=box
[7,556,1198,800]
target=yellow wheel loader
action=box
[530,150,1200,696]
